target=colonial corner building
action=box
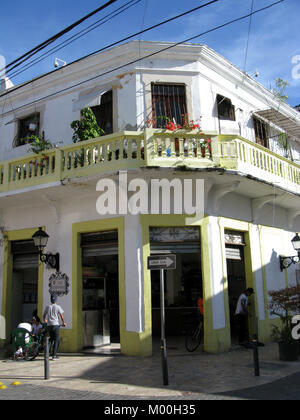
[0,41,300,356]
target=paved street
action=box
[1,341,300,400]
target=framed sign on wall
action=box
[49,272,70,296]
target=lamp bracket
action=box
[280,254,300,271]
[40,251,60,272]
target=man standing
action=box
[43,294,66,360]
[235,288,254,346]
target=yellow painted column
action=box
[1,228,44,348]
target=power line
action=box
[243,0,255,73]
[0,0,121,74]
[0,0,285,116]
[55,0,219,73]
[7,0,217,80]
[1,0,219,96]
[7,0,142,80]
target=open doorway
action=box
[149,227,202,350]
[81,231,119,350]
[11,240,39,329]
[225,230,247,345]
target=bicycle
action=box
[11,323,49,361]
[185,316,204,352]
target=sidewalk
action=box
[1,341,300,400]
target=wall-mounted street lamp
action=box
[280,233,300,271]
[32,227,60,272]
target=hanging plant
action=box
[71,107,104,143]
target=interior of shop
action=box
[11,240,39,329]
[225,240,247,344]
[151,253,202,338]
[81,231,119,350]
[149,227,202,346]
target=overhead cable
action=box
[0,0,121,74]
[7,0,142,80]
[0,0,285,114]
[1,0,219,96]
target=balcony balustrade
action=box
[0,129,299,195]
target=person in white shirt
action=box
[235,288,254,345]
[17,322,32,334]
[13,322,33,359]
[43,294,66,360]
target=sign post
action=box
[147,254,176,386]
[159,268,168,386]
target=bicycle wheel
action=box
[185,324,203,352]
[24,342,40,361]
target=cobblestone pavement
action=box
[1,342,300,400]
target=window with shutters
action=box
[217,94,236,121]
[253,116,269,148]
[90,90,113,135]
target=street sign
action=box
[147,255,176,270]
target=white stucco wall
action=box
[0,169,299,343]
[1,42,299,163]
[124,215,144,333]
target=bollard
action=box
[252,334,260,377]
[44,336,50,380]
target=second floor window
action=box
[217,94,235,121]
[91,90,113,135]
[14,113,40,147]
[151,83,187,128]
[253,116,269,148]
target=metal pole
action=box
[252,334,260,377]
[160,269,169,386]
[44,336,50,380]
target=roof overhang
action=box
[253,108,300,140]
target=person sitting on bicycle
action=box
[32,316,43,341]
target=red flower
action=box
[166,122,176,131]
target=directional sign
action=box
[147,254,176,270]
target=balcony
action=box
[0,129,300,196]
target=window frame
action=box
[90,90,113,135]
[253,116,269,149]
[217,94,236,121]
[14,112,40,148]
[151,83,187,128]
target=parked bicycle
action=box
[11,323,49,361]
[185,316,204,352]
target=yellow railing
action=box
[0,130,299,195]
[8,151,57,189]
[60,132,145,179]
[218,135,300,193]
[144,129,215,167]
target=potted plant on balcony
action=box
[22,132,54,155]
[268,285,300,361]
[71,108,105,166]
[71,107,104,143]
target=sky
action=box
[0,0,299,106]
